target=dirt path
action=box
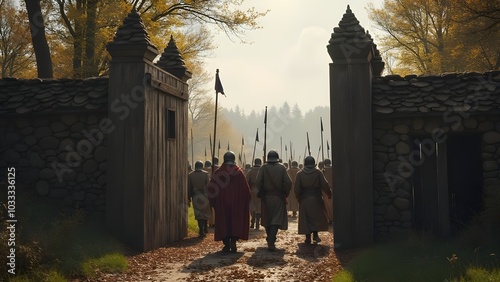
[88,214,355,281]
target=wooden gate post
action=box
[327,5,376,248]
[105,9,159,250]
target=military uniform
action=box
[246,159,262,229]
[257,150,292,251]
[188,161,211,237]
[294,156,332,244]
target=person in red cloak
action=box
[207,151,251,252]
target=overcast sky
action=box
[204,0,379,114]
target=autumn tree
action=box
[369,0,500,74]
[51,0,267,78]
[368,0,454,75]
[0,0,35,78]
[451,0,500,70]
[25,0,53,78]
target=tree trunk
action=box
[83,0,98,77]
[24,0,53,78]
[73,0,83,77]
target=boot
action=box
[305,233,311,244]
[250,211,255,228]
[313,231,321,243]
[230,236,237,253]
[267,225,278,251]
[197,220,205,238]
[222,237,230,252]
[255,213,261,230]
[203,219,208,234]
[292,211,297,218]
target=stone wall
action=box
[371,72,500,240]
[0,77,108,212]
[372,115,500,240]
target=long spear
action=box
[263,106,268,162]
[213,69,224,175]
[317,144,321,160]
[209,133,213,159]
[320,117,325,163]
[218,140,221,160]
[327,140,330,160]
[252,128,259,166]
[280,136,283,159]
[285,144,288,164]
[306,132,311,156]
[240,134,245,166]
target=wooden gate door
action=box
[446,135,484,235]
[412,136,450,237]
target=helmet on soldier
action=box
[195,161,204,171]
[223,151,236,165]
[267,150,279,163]
[204,160,212,168]
[304,156,316,168]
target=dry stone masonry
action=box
[0,78,108,211]
[329,6,500,247]
[372,72,500,241]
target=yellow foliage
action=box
[368,0,500,75]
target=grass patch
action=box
[9,269,66,282]
[0,185,127,281]
[459,266,500,282]
[333,270,355,282]
[336,233,500,282]
[81,253,128,278]
[187,205,199,234]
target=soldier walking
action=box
[246,158,262,230]
[188,161,211,238]
[257,150,292,251]
[294,156,332,244]
[207,151,251,253]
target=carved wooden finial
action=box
[156,35,191,81]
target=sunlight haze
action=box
[205,0,378,114]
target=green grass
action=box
[332,233,500,282]
[0,188,127,281]
[458,266,500,282]
[187,205,199,234]
[333,270,355,282]
[81,253,128,278]
[9,269,67,282]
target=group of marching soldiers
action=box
[188,150,333,252]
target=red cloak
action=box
[207,164,251,241]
